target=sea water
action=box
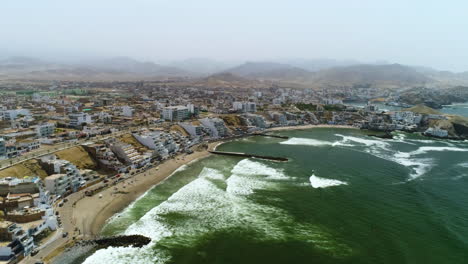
[81,128,468,264]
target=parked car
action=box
[62,232,69,238]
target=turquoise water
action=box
[82,128,468,264]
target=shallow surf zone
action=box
[309,174,348,188]
[281,133,468,181]
[280,137,334,146]
[83,159,352,264]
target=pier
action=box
[255,133,290,139]
[209,151,289,162]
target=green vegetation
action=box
[295,103,317,111]
[324,104,346,111]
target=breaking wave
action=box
[309,174,348,188]
[84,160,351,263]
[280,137,334,146]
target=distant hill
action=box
[191,72,269,89]
[203,72,249,83]
[0,56,193,81]
[168,58,234,75]
[312,64,431,87]
[84,57,192,76]
[223,62,314,81]
[405,104,442,115]
[280,58,361,72]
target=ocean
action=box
[80,128,468,264]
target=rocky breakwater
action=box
[93,235,151,249]
[52,235,151,264]
[72,235,151,249]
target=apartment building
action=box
[35,122,55,138]
[69,112,93,127]
[200,118,228,138]
[162,106,189,121]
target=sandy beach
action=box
[73,125,359,238]
[72,143,217,238]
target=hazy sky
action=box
[1,0,468,71]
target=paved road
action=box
[0,128,135,170]
[22,191,86,264]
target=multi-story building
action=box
[69,112,93,127]
[111,143,147,167]
[2,109,31,121]
[0,221,34,261]
[200,118,228,138]
[242,114,267,129]
[44,174,70,196]
[35,123,56,138]
[0,178,39,197]
[233,102,257,113]
[121,106,134,117]
[162,106,189,121]
[40,157,84,193]
[133,131,179,159]
[179,123,204,138]
[424,127,449,138]
[0,138,6,160]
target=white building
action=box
[162,106,190,121]
[41,157,84,193]
[35,123,56,138]
[121,106,134,117]
[133,131,179,159]
[2,109,31,121]
[179,123,204,138]
[233,102,257,113]
[390,111,422,125]
[44,174,70,196]
[111,143,147,166]
[200,118,228,138]
[69,112,93,127]
[424,127,449,138]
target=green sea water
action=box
[82,128,468,264]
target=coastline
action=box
[73,143,218,239]
[73,125,358,238]
[46,124,359,262]
[265,124,357,132]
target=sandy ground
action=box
[73,143,217,238]
[265,124,357,132]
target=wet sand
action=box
[73,144,217,238]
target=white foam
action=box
[392,157,433,180]
[309,174,348,188]
[280,137,333,146]
[84,161,352,263]
[335,134,390,149]
[231,159,290,180]
[459,163,468,168]
[227,159,290,195]
[409,146,468,156]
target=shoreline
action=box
[47,124,360,262]
[265,124,357,132]
[75,125,358,237]
[73,143,219,239]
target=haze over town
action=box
[1,0,468,72]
